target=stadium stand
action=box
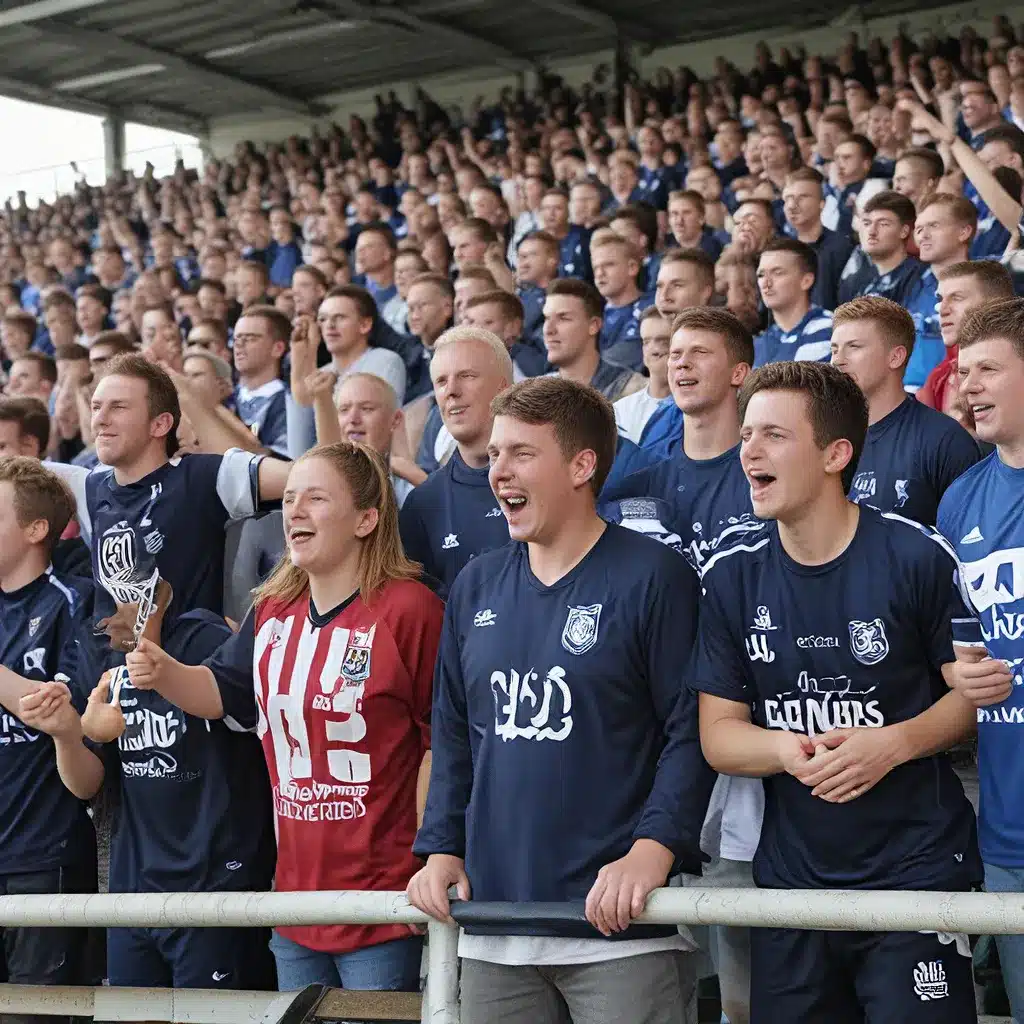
[2,10,1024,1024]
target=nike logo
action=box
[960,526,984,545]
[212,971,230,982]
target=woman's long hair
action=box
[253,442,421,609]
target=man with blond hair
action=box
[830,295,980,525]
[399,326,514,595]
[591,230,654,372]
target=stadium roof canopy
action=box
[0,0,918,136]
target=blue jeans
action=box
[985,862,1024,1022]
[269,930,422,992]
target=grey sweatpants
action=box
[459,949,698,1024]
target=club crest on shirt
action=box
[28,617,40,637]
[561,604,602,656]
[848,618,889,666]
[341,624,376,682]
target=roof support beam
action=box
[524,0,659,43]
[319,0,530,71]
[0,72,208,135]
[31,17,324,115]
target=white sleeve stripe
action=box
[700,537,771,579]
[216,449,260,520]
[46,572,76,608]
[222,714,256,734]
[794,340,833,361]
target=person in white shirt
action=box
[614,307,672,444]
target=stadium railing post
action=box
[423,919,460,1023]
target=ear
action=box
[589,316,603,340]
[24,517,50,548]
[825,437,855,479]
[900,223,912,242]
[888,344,909,372]
[959,224,974,247]
[354,506,379,538]
[569,447,599,490]
[800,271,815,292]
[730,361,751,388]
[272,339,287,361]
[150,410,175,441]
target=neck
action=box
[457,435,490,468]
[677,228,703,247]
[778,491,860,566]
[113,447,168,486]
[682,400,741,460]
[872,250,906,274]
[929,252,967,276]
[370,267,395,289]
[528,507,606,586]
[307,550,363,615]
[796,222,823,244]
[772,299,811,333]
[867,379,907,425]
[0,551,47,593]
[608,284,640,308]
[557,346,600,386]
[998,441,1024,470]
[648,375,671,400]
[331,340,370,372]
[240,367,278,391]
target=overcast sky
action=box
[0,95,200,201]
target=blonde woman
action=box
[125,442,444,992]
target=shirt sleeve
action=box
[632,559,716,869]
[916,534,984,667]
[398,493,435,582]
[931,424,982,505]
[386,585,445,754]
[56,586,96,713]
[689,570,753,703]
[413,592,473,860]
[215,449,262,520]
[203,607,258,732]
[259,392,290,458]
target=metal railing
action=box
[0,888,1022,1022]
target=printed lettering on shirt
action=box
[746,633,775,663]
[848,618,890,666]
[0,712,40,745]
[913,960,948,1001]
[960,547,1024,675]
[560,604,602,655]
[22,647,46,674]
[473,609,497,627]
[256,616,376,824]
[686,513,762,569]
[763,669,884,735]
[491,666,573,742]
[485,507,503,518]
[960,526,984,545]
[851,470,876,502]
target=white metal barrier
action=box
[0,888,1022,1022]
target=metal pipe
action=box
[0,888,1022,934]
[424,921,460,1024]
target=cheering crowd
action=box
[1,14,1024,1024]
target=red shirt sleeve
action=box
[381,580,444,754]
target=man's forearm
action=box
[154,662,225,720]
[701,716,787,777]
[54,728,105,800]
[312,392,342,445]
[185,398,264,454]
[0,665,36,717]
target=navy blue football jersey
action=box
[398,451,510,597]
[603,443,759,571]
[415,525,714,938]
[86,451,261,649]
[84,612,276,895]
[849,397,980,525]
[0,570,95,873]
[692,508,979,891]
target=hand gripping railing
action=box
[0,888,1022,1022]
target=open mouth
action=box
[971,403,994,420]
[498,491,528,517]
[747,471,776,498]
[289,527,315,545]
[674,376,698,390]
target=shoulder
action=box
[447,543,520,605]
[46,571,92,615]
[374,578,444,623]
[875,508,961,567]
[937,452,998,523]
[402,460,453,507]
[363,346,405,370]
[805,308,834,333]
[700,520,773,583]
